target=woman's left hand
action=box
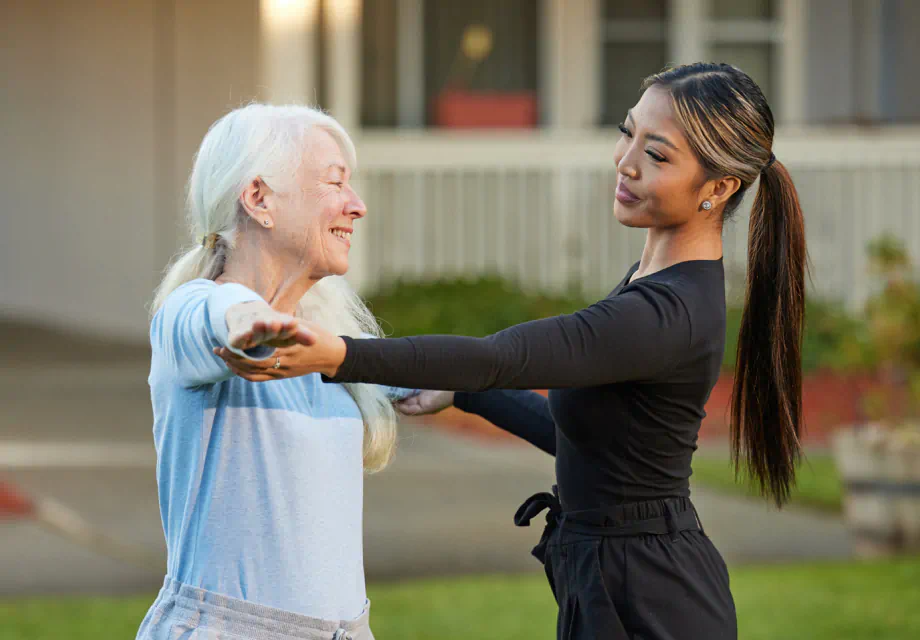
[215,322,347,382]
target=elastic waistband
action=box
[564,496,696,527]
[150,577,369,640]
[514,487,703,563]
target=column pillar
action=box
[668,0,707,65]
[259,0,320,104]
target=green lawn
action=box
[2,558,919,640]
[691,452,843,512]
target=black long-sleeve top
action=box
[327,260,726,511]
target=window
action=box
[424,0,539,127]
[361,0,399,127]
[360,0,539,128]
[709,0,779,102]
[600,0,668,125]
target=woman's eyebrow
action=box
[647,133,678,151]
[627,110,679,151]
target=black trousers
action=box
[515,488,737,640]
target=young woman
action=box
[137,104,413,640]
[219,63,806,640]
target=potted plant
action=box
[832,236,920,555]
[431,24,538,129]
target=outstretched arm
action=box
[396,389,556,456]
[456,390,556,456]
[152,281,313,387]
[318,282,690,391]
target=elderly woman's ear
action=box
[240,177,275,228]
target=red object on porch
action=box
[432,90,539,128]
[0,482,36,518]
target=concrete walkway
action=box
[0,358,852,596]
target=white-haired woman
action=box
[136,104,407,640]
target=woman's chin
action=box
[329,259,349,277]
[613,202,649,228]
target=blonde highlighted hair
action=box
[151,103,396,472]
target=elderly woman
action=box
[136,104,407,640]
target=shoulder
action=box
[155,279,216,315]
[627,261,725,346]
[149,279,220,345]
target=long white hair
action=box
[151,103,397,472]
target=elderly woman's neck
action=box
[216,252,318,316]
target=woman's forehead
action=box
[631,87,676,127]
[630,87,688,149]
[304,129,347,173]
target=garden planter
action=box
[832,426,920,555]
[432,90,538,128]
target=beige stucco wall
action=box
[1,0,259,341]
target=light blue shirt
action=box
[147,279,407,620]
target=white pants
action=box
[136,577,375,640]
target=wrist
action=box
[321,336,348,378]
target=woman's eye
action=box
[646,150,666,162]
[617,123,631,137]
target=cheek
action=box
[612,139,627,168]
[648,173,698,219]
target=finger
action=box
[216,347,246,365]
[215,347,245,363]
[225,361,250,378]
[263,319,285,342]
[227,362,273,382]
[228,330,254,350]
[293,327,317,346]
[268,325,300,346]
[278,322,300,344]
[272,346,296,358]
[250,320,273,344]
[241,372,274,382]
[223,358,254,375]
[395,398,421,415]
[221,353,264,375]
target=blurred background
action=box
[2,1,919,639]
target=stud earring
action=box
[262,219,271,227]
[702,201,712,211]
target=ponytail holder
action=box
[201,233,220,250]
[762,153,776,173]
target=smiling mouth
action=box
[330,228,352,246]
[615,182,640,204]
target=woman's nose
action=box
[616,149,640,179]
[346,189,367,218]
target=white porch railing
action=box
[352,127,920,309]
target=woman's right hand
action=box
[225,302,315,351]
[395,390,455,416]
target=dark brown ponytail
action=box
[732,160,807,506]
[643,63,807,506]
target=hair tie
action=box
[763,153,776,173]
[201,233,220,250]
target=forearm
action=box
[455,390,556,456]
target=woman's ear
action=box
[240,178,274,227]
[704,175,742,210]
